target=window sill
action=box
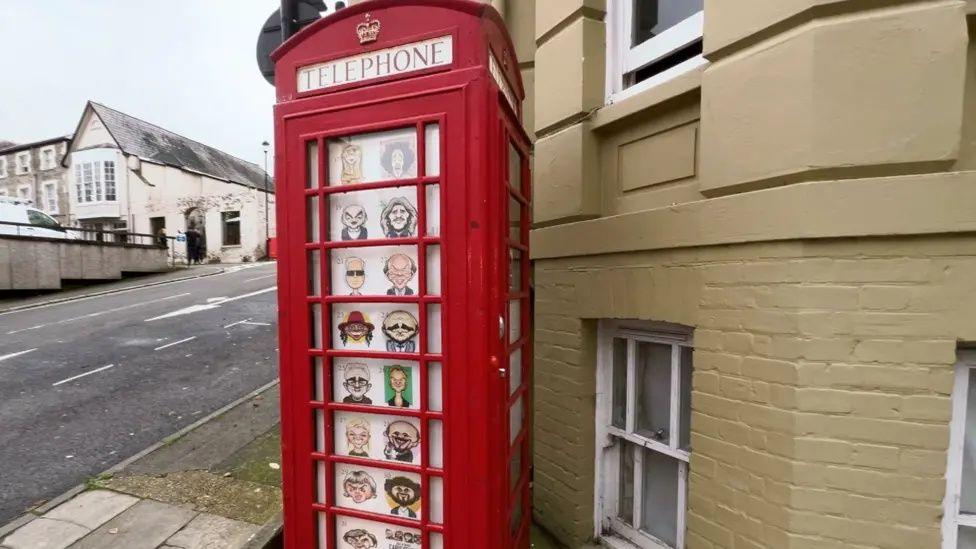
[221,244,242,249]
[600,534,670,549]
[592,64,704,133]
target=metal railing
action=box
[0,220,166,248]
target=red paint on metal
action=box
[274,2,531,547]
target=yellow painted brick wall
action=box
[533,235,974,548]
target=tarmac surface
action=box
[0,263,280,524]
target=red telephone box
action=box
[272,2,531,547]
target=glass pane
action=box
[679,346,693,451]
[430,476,444,524]
[426,184,441,236]
[640,449,680,547]
[307,250,321,297]
[426,245,442,295]
[509,500,524,537]
[316,462,327,503]
[425,123,441,177]
[618,442,635,525]
[428,304,442,354]
[337,517,421,549]
[509,347,522,395]
[633,0,703,46]
[611,339,628,429]
[329,186,418,241]
[509,396,523,444]
[331,358,421,410]
[336,464,423,519]
[509,442,522,493]
[306,196,320,242]
[431,533,444,549]
[962,369,976,513]
[317,512,327,549]
[959,525,976,548]
[509,249,522,292]
[509,194,521,242]
[509,299,521,342]
[331,304,419,353]
[313,356,324,401]
[328,127,417,186]
[310,304,323,349]
[315,409,325,452]
[428,362,443,412]
[429,419,444,468]
[330,246,418,297]
[334,411,421,465]
[306,140,318,189]
[635,342,672,444]
[508,142,521,191]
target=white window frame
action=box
[15,151,31,174]
[0,157,7,178]
[42,180,58,214]
[39,146,57,170]
[73,160,118,204]
[17,184,32,202]
[605,0,707,104]
[943,350,976,548]
[595,320,693,549]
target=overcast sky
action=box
[0,1,344,169]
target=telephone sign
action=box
[272,2,531,548]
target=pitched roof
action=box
[88,102,272,192]
[0,135,71,155]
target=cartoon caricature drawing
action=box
[382,311,418,353]
[342,529,378,549]
[340,144,363,185]
[385,366,411,408]
[384,254,416,296]
[379,197,418,238]
[345,417,371,458]
[383,420,420,463]
[380,141,416,180]
[384,476,422,518]
[341,364,372,405]
[341,205,368,241]
[339,311,374,347]
[345,257,366,295]
[342,471,378,504]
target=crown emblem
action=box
[356,14,381,44]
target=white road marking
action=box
[243,321,271,326]
[224,319,250,329]
[0,348,37,362]
[244,274,276,282]
[145,287,277,322]
[52,364,115,387]
[6,293,191,335]
[154,337,197,351]
[223,319,272,329]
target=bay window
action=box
[74,159,118,204]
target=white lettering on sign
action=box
[488,52,517,112]
[297,35,454,93]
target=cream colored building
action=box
[363,0,975,547]
[66,102,275,262]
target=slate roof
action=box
[0,135,70,155]
[88,102,272,192]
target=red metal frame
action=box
[273,2,530,548]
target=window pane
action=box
[426,245,442,295]
[640,449,679,547]
[679,346,693,451]
[425,184,441,236]
[425,123,440,177]
[509,442,522,493]
[328,127,417,186]
[961,369,976,513]
[306,140,318,189]
[509,249,522,292]
[959,525,976,548]
[307,250,321,297]
[611,338,627,429]
[509,396,523,444]
[633,0,703,46]
[508,142,521,191]
[618,442,635,525]
[635,342,672,444]
[306,196,320,243]
[509,347,522,395]
[509,194,521,242]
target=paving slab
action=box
[68,499,197,549]
[43,490,139,530]
[1,517,88,549]
[164,513,259,549]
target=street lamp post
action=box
[262,140,271,259]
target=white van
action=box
[0,196,78,240]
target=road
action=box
[0,263,280,524]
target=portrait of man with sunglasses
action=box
[344,257,366,295]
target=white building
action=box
[65,101,275,262]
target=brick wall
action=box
[533,235,976,548]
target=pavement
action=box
[0,262,279,525]
[0,382,283,549]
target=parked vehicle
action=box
[0,196,78,240]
